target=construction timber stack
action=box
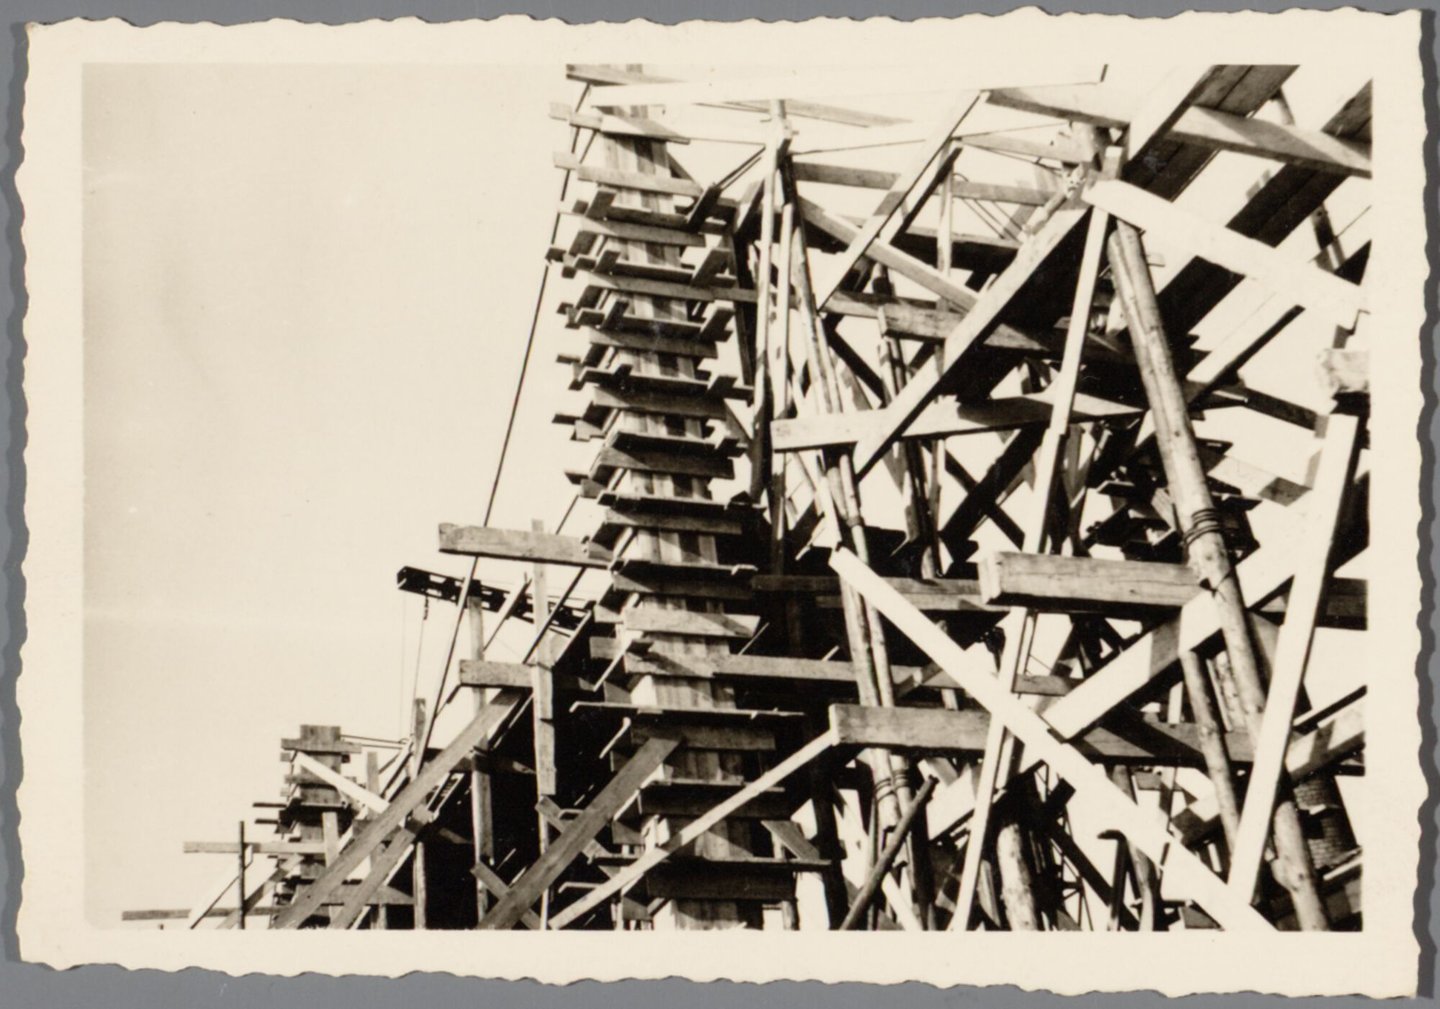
[140,63,1374,934]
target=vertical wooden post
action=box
[1178,650,1242,846]
[787,211,905,838]
[237,821,246,931]
[466,592,494,919]
[953,199,1111,932]
[410,698,428,930]
[1108,220,1328,930]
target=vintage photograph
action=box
[15,13,1430,995]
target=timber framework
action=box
[134,63,1374,933]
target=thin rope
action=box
[415,82,591,756]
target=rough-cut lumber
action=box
[831,547,1273,931]
[438,524,613,568]
[547,731,838,929]
[987,84,1371,177]
[979,552,1201,613]
[772,391,1138,451]
[479,734,680,929]
[458,660,534,690]
[272,691,524,928]
[587,66,1102,112]
[613,607,759,639]
[1228,414,1360,899]
[1085,179,1364,328]
[829,703,1252,767]
[184,840,326,856]
[850,205,1089,477]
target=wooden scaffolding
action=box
[139,62,1372,933]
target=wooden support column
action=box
[787,201,909,839]
[952,197,1111,932]
[410,699,428,930]
[1228,413,1361,900]
[1108,220,1328,930]
[466,592,495,918]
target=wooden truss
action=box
[138,63,1372,934]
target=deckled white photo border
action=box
[15,12,1430,994]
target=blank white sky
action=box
[82,63,584,922]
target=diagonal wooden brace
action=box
[830,547,1272,931]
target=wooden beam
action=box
[438,524,613,568]
[331,828,417,929]
[987,84,1371,177]
[850,205,1090,477]
[1035,498,1352,747]
[293,751,389,816]
[184,841,326,856]
[458,660,533,690]
[1123,67,1222,165]
[828,703,1251,767]
[1084,179,1364,328]
[830,548,1273,931]
[546,731,837,929]
[587,66,1101,112]
[812,90,980,309]
[1229,414,1361,900]
[978,552,1200,614]
[1173,700,1364,845]
[479,734,680,929]
[618,607,760,639]
[771,391,1138,451]
[271,691,524,928]
[471,859,543,929]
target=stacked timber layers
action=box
[551,80,797,928]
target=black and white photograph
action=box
[14,12,1432,996]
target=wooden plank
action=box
[562,212,708,248]
[577,326,719,360]
[575,164,703,198]
[793,161,1057,205]
[641,862,797,902]
[978,552,1200,613]
[828,703,1251,767]
[471,860,543,929]
[1173,701,1364,844]
[587,385,728,421]
[184,841,326,856]
[588,66,1102,111]
[987,85,1371,177]
[547,731,837,929]
[812,90,981,309]
[458,660,533,690]
[1038,506,1340,745]
[438,524,613,568]
[619,607,760,639]
[849,206,1090,478]
[830,548,1273,931]
[271,690,524,928]
[592,444,735,481]
[638,781,793,819]
[331,828,417,928]
[293,751,389,816]
[716,653,928,684]
[772,391,1138,451]
[600,508,743,537]
[1084,179,1364,328]
[479,734,680,929]
[1124,67,1222,164]
[1228,414,1361,900]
